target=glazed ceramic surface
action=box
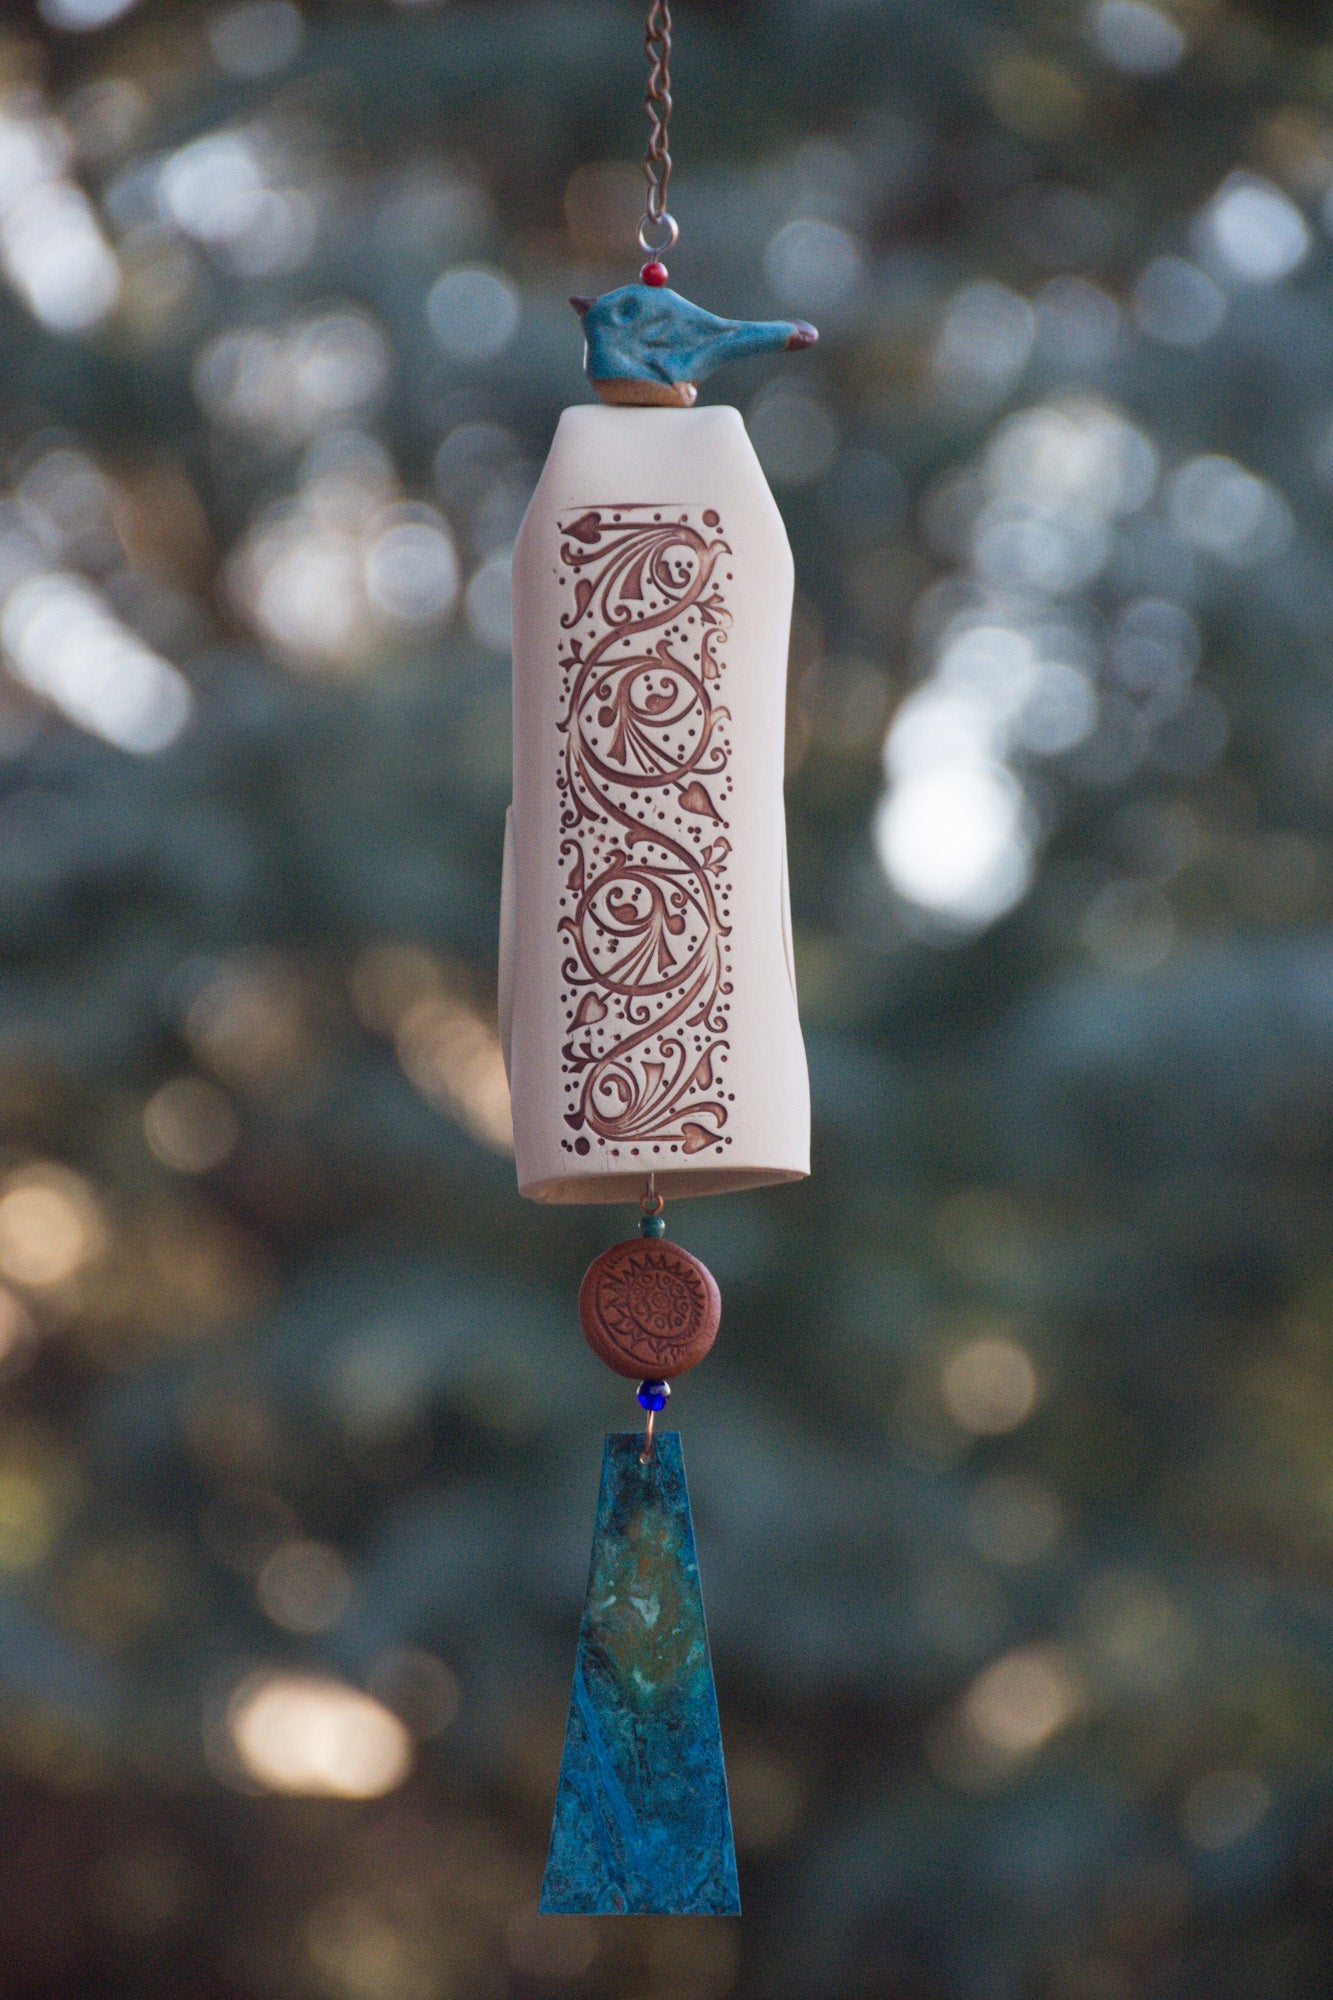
[503,404,810,1203]
[540,1432,739,1915]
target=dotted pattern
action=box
[553,507,736,1164]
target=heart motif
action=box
[573,993,608,1026]
[677,780,722,821]
[680,1122,716,1154]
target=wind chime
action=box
[499,0,815,1916]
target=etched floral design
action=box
[555,506,733,1162]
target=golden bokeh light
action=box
[56,1535,181,1649]
[143,1075,240,1174]
[726,1746,807,1851]
[961,1643,1085,1758]
[0,1284,36,1369]
[503,1901,598,1982]
[562,159,643,261]
[0,1429,81,1574]
[0,1164,107,1289]
[349,941,445,1035]
[1081,1570,1195,1693]
[305,1893,448,2000]
[1181,1766,1270,1850]
[367,1646,461,1739]
[227,1670,413,1798]
[348,944,512,1152]
[986,51,1086,142]
[256,1537,354,1634]
[184,957,313,1091]
[395,993,513,1155]
[0,1462,59,1571]
[941,1333,1040,1434]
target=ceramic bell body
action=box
[501,403,809,1203]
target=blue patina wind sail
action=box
[541,1432,740,1915]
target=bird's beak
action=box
[569,296,594,315]
[685,316,821,372]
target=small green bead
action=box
[640,1213,667,1238]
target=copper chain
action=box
[639,2,679,255]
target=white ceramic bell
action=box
[500,400,809,1204]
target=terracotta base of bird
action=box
[592,378,698,407]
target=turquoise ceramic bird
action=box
[570,281,817,407]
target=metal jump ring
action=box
[637,211,679,256]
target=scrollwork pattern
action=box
[555,506,733,1162]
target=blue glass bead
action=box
[640,1212,666,1238]
[637,1379,670,1412]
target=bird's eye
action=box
[615,298,639,322]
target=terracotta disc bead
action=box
[579,1237,721,1379]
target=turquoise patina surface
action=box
[574,284,816,387]
[540,1431,740,1915]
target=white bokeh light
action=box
[1196,172,1310,286]
[38,0,142,25]
[2,571,193,753]
[0,100,70,209]
[465,549,513,651]
[1034,276,1121,371]
[872,391,1163,933]
[1011,660,1098,754]
[227,432,458,670]
[1167,455,1293,564]
[764,218,862,311]
[195,310,390,441]
[934,283,1035,402]
[1,182,120,334]
[875,761,1032,927]
[1132,255,1226,347]
[973,503,1110,595]
[985,400,1159,518]
[156,127,315,277]
[885,683,1001,780]
[426,266,520,361]
[1110,597,1200,701]
[1089,0,1187,76]
[209,1,305,77]
[747,386,839,486]
[226,1671,412,1799]
[364,507,459,625]
[158,132,267,245]
[935,624,1040,722]
[0,95,120,333]
[238,513,366,665]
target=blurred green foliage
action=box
[0,1,1330,1996]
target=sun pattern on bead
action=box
[555,506,735,1163]
[579,1236,721,1378]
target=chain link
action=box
[639,1,679,256]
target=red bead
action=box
[641,260,669,287]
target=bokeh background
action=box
[0,0,1331,1994]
